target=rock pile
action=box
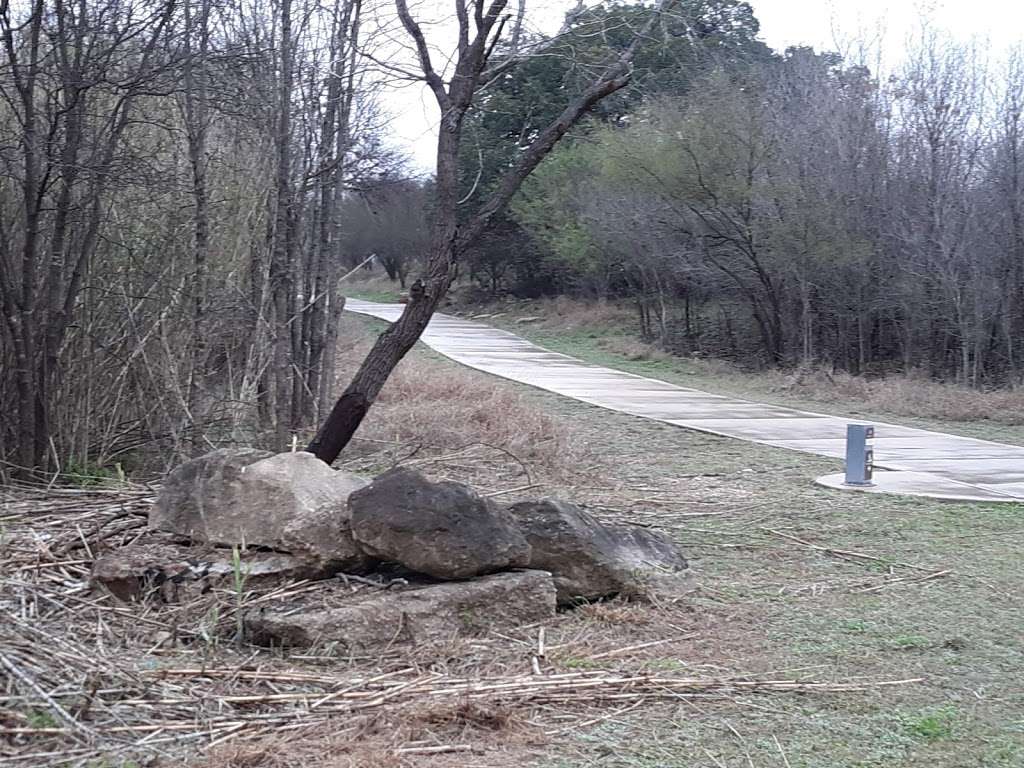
[92,449,692,652]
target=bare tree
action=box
[183,0,212,416]
[0,0,177,476]
[308,0,676,463]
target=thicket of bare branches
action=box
[0,0,400,479]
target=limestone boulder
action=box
[506,498,691,604]
[150,449,370,571]
[245,569,556,649]
[348,467,531,579]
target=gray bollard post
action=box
[844,424,875,486]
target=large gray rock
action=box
[91,540,325,603]
[245,569,556,649]
[507,499,690,604]
[150,450,370,570]
[348,467,531,579]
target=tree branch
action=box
[459,0,675,250]
[395,0,451,111]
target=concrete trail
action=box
[345,299,1024,503]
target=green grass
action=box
[421,338,1023,766]
[501,352,1019,767]
[24,709,58,729]
[342,276,403,303]
[902,706,958,742]
[61,458,125,487]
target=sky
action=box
[384,0,1024,171]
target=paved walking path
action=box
[346,299,1024,503]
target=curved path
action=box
[346,299,1024,503]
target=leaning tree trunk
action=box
[308,268,450,462]
[307,0,671,465]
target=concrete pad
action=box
[816,472,1021,503]
[892,459,1024,484]
[345,299,1024,504]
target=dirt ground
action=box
[2,312,1022,767]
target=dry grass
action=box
[525,296,633,332]
[200,701,539,768]
[762,367,1024,426]
[330,315,597,485]
[0,484,919,767]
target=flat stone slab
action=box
[244,569,557,650]
[345,299,1024,503]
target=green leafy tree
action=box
[458,0,770,296]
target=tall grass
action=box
[331,316,592,478]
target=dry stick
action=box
[0,674,927,739]
[308,668,415,710]
[394,744,475,755]
[774,733,793,768]
[202,722,250,751]
[854,569,951,593]
[483,483,540,498]
[119,672,923,709]
[547,699,646,737]
[762,528,931,571]
[587,637,690,660]
[406,441,534,482]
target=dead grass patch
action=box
[536,295,634,331]
[330,315,597,485]
[595,336,673,364]
[764,367,1024,425]
[201,700,538,768]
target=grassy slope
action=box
[337,306,1024,768]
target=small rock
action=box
[507,498,690,604]
[245,569,556,649]
[150,450,370,571]
[91,541,325,603]
[348,467,531,579]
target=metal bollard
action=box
[844,424,875,486]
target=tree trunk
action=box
[270,0,295,450]
[309,270,450,461]
[184,0,211,418]
[307,0,670,464]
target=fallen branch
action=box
[853,569,951,593]
[762,528,931,572]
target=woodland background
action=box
[2,0,1023,478]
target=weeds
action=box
[902,707,958,742]
[24,709,58,729]
[61,459,125,488]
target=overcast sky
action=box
[385,0,1024,171]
